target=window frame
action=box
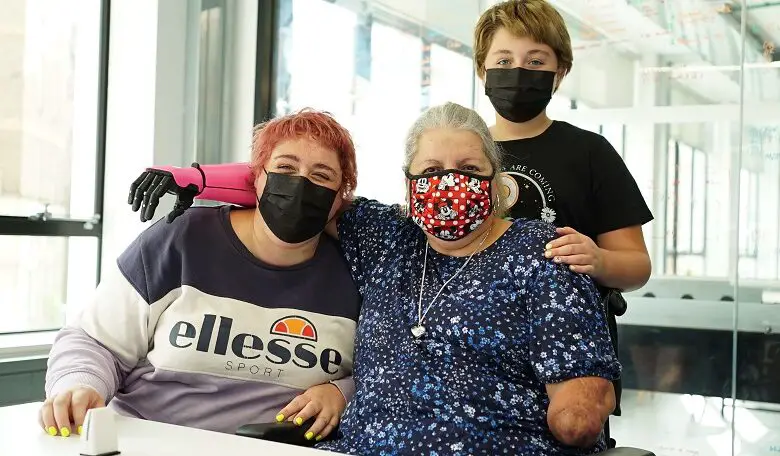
[738,168,760,259]
[254,0,280,124]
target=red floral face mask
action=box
[406,169,493,241]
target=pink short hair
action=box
[250,108,357,196]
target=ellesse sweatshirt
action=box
[45,206,360,434]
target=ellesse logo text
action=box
[168,314,343,378]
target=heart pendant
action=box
[411,325,426,338]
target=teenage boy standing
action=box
[474,0,654,446]
[475,0,652,291]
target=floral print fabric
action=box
[317,198,621,456]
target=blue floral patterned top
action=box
[317,198,621,456]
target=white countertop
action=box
[0,402,343,456]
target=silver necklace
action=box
[411,224,493,339]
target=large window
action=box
[0,0,108,334]
[272,0,479,204]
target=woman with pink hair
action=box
[39,109,360,443]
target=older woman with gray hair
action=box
[128,102,621,455]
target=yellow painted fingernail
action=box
[545,243,551,249]
[77,425,83,435]
[544,250,552,257]
[47,426,57,436]
[316,435,323,441]
[305,431,314,440]
[60,427,70,437]
[275,414,285,423]
[295,417,303,426]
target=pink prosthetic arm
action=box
[128,162,257,222]
[157,162,256,206]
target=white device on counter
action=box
[80,407,120,456]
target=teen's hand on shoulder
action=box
[39,387,106,437]
[275,383,346,441]
[544,226,604,277]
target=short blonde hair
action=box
[474,0,573,77]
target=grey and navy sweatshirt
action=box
[45,206,361,433]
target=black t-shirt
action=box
[497,120,653,242]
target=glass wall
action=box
[269,0,780,454]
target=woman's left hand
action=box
[275,383,346,442]
[544,226,604,277]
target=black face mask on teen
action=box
[484,67,556,123]
[257,170,337,244]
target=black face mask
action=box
[484,67,556,123]
[258,171,337,244]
